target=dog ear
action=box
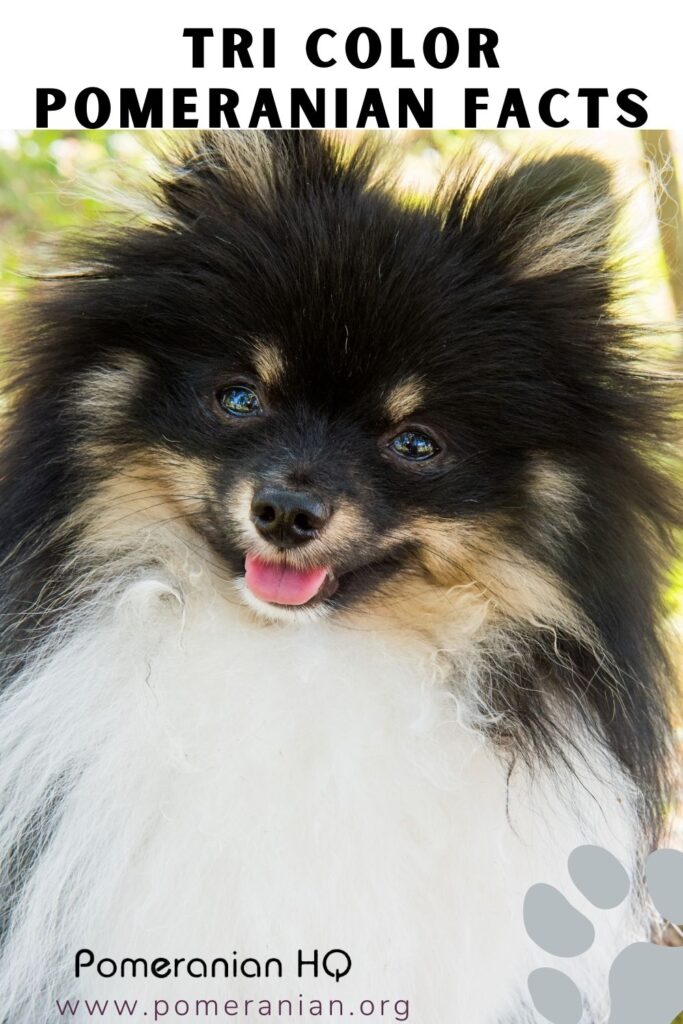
[158,130,360,223]
[449,153,619,283]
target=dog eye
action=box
[388,430,440,461]
[217,385,262,417]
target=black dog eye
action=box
[388,430,440,461]
[217,385,262,418]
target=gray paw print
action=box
[524,845,683,1024]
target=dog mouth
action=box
[241,543,412,612]
[243,552,339,607]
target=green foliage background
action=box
[0,130,151,288]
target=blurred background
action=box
[1,128,682,859]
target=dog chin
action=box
[234,577,332,624]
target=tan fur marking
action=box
[350,571,491,648]
[384,376,426,423]
[353,513,591,649]
[76,354,148,427]
[419,516,582,627]
[251,340,286,388]
[76,452,212,556]
[527,456,580,544]
[528,458,577,510]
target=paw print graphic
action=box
[524,845,683,1024]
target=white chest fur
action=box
[0,569,643,1022]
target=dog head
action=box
[14,131,671,642]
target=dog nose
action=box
[250,486,332,548]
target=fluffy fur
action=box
[0,130,679,1023]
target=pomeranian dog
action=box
[0,130,679,1023]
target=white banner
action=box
[0,0,680,129]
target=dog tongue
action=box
[244,553,329,606]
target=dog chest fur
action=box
[0,562,643,1022]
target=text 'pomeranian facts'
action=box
[0,131,679,1022]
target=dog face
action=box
[37,132,632,628]
[120,328,534,620]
